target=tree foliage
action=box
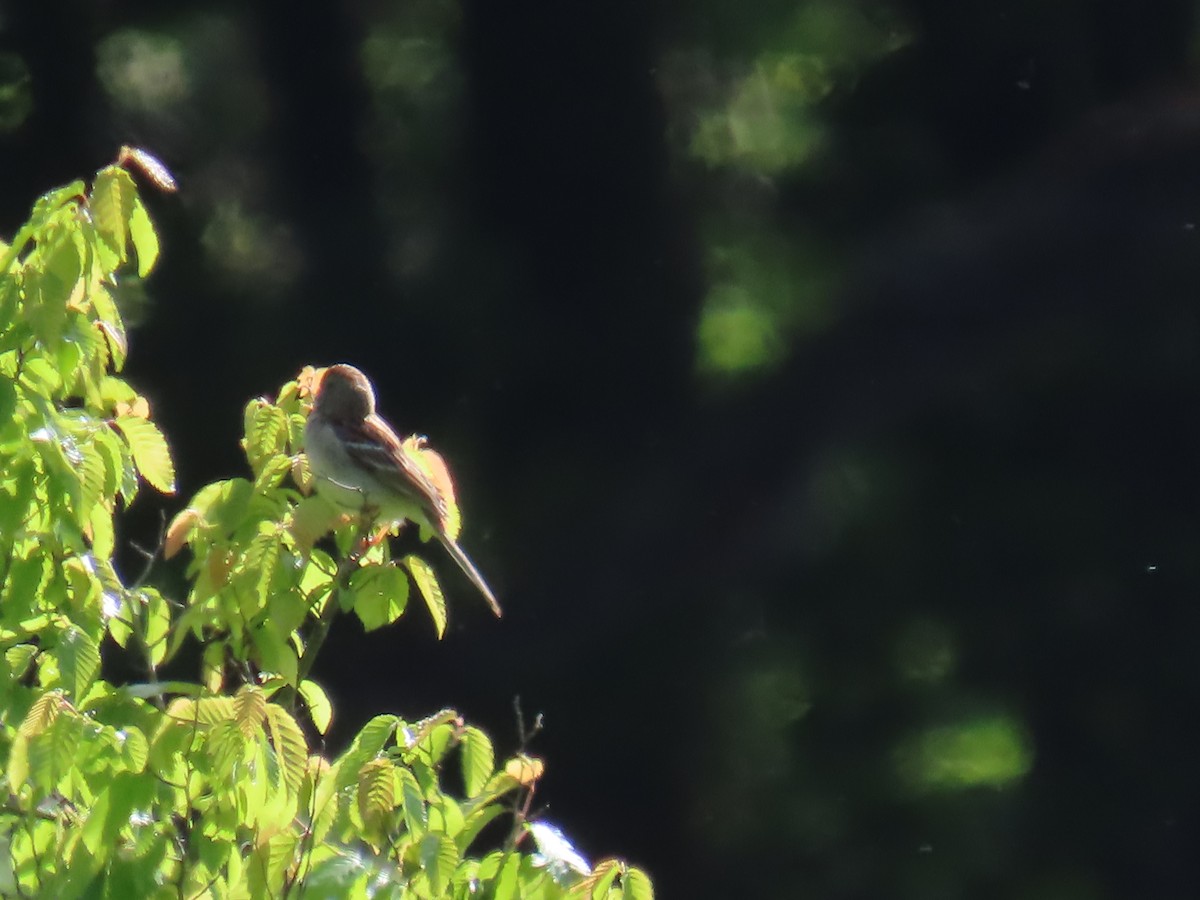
[0,158,652,898]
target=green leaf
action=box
[115,726,149,772]
[420,833,459,896]
[398,765,427,836]
[141,587,172,666]
[18,690,64,737]
[461,725,494,797]
[242,399,289,476]
[493,852,522,900]
[90,167,136,267]
[299,679,333,734]
[349,565,409,632]
[31,181,86,228]
[114,415,175,493]
[0,461,36,541]
[252,624,298,686]
[1,547,49,624]
[128,195,159,277]
[28,708,83,793]
[357,757,396,835]
[265,705,308,796]
[624,866,654,900]
[457,804,506,855]
[233,685,268,739]
[404,554,446,638]
[90,286,127,370]
[55,625,101,701]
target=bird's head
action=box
[313,364,376,421]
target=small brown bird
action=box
[303,364,501,617]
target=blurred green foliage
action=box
[660,0,911,379]
[0,52,33,133]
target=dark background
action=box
[4,1,1200,896]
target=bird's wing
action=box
[333,415,449,527]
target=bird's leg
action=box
[354,499,400,551]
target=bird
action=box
[303,363,502,617]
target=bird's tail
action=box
[439,535,502,618]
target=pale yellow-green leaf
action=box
[461,726,494,798]
[128,195,159,277]
[404,554,447,639]
[114,414,175,493]
[624,866,654,899]
[90,167,135,266]
[299,679,333,734]
[265,705,308,796]
[420,833,459,896]
[19,690,65,737]
[234,685,268,740]
[357,757,396,835]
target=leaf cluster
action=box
[0,161,653,898]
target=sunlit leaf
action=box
[114,414,175,493]
[404,554,446,638]
[349,565,409,632]
[242,399,288,476]
[142,587,172,666]
[265,705,308,796]
[461,726,494,798]
[233,685,268,740]
[398,765,428,836]
[357,757,396,835]
[90,167,136,266]
[128,195,159,277]
[299,679,333,734]
[164,507,201,559]
[56,624,100,702]
[420,833,459,895]
[504,754,545,788]
[19,689,65,737]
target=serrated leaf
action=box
[493,852,521,900]
[30,181,86,228]
[90,286,127,370]
[19,690,65,737]
[357,757,395,835]
[56,624,100,701]
[299,680,333,734]
[349,565,409,632]
[115,726,149,772]
[624,867,654,899]
[461,726,495,797]
[166,695,236,726]
[90,167,136,266]
[234,685,268,740]
[265,705,308,796]
[288,494,343,551]
[242,399,288,476]
[404,554,447,638]
[28,707,83,793]
[142,587,171,666]
[114,415,175,493]
[420,834,459,896]
[87,498,116,559]
[457,804,506,855]
[253,623,299,686]
[128,195,159,277]
[398,765,427,836]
